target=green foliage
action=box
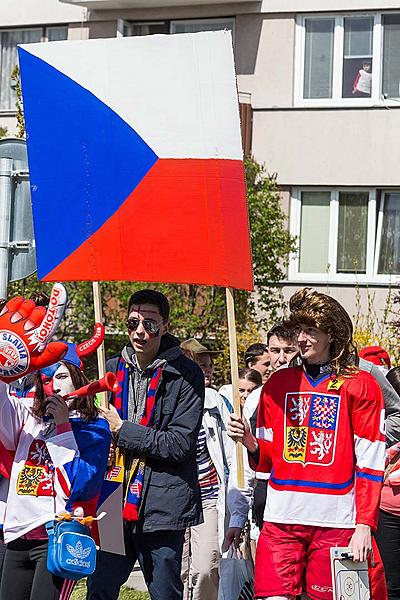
[0,126,8,139]
[352,282,400,365]
[11,65,25,138]
[71,580,149,600]
[8,157,296,384]
[245,158,297,323]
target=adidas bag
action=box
[46,520,97,580]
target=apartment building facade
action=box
[1,0,400,318]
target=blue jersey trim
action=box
[356,471,383,483]
[304,372,331,388]
[270,472,354,490]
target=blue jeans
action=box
[86,528,185,600]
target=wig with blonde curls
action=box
[285,288,358,377]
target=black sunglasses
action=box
[126,318,164,335]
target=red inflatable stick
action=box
[76,323,104,358]
[0,283,67,382]
[65,372,118,399]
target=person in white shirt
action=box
[180,339,253,600]
[352,61,372,96]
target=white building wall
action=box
[0,0,86,26]
[260,0,400,13]
[252,108,400,187]
[236,16,295,107]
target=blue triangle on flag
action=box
[18,47,158,280]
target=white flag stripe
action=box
[20,32,243,161]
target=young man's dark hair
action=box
[128,289,170,321]
[266,322,296,345]
[244,343,268,368]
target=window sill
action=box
[286,276,399,287]
[254,102,400,111]
[0,110,17,116]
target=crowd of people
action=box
[0,285,398,600]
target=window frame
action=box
[0,25,69,114]
[293,11,400,107]
[288,187,384,284]
[374,189,400,282]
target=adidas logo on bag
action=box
[65,540,92,568]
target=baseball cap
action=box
[180,339,221,355]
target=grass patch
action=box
[71,580,149,600]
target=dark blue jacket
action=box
[107,334,204,532]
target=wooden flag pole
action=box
[225,287,245,488]
[92,281,107,407]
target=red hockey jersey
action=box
[251,367,385,529]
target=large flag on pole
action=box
[18,32,253,290]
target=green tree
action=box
[245,158,296,324]
[11,65,25,138]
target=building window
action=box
[303,18,334,99]
[337,192,369,273]
[0,27,68,112]
[46,27,68,42]
[377,192,400,275]
[125,18,234,38]
[342,17,373,98]
[382,15,400,99]
[170,18,234,36]
[296,12,400,105]
[289,188,400,283]
[299,191,330,272]
[124,22,169,37]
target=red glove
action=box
[0,283,68,382]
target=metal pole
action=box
[0,158,12,299]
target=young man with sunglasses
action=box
[87,289,205,600]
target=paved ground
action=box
[126,567,148,592]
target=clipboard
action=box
[330,547,370,600]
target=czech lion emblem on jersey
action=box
[284,392,340,466]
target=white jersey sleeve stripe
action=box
[354,435,386,472]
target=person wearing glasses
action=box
[87,289,205,600]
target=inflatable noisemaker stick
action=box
[92,281,107,408]
[225,287,245,489]
[64,371,118,400]
[74,322,110,406]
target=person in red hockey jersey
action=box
[228,288,386,600]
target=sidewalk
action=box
[125,566,147,592]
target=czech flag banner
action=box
[18,32,253,290]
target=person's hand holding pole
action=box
[228,413,258,455]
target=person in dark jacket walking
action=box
[86,289,205,600]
